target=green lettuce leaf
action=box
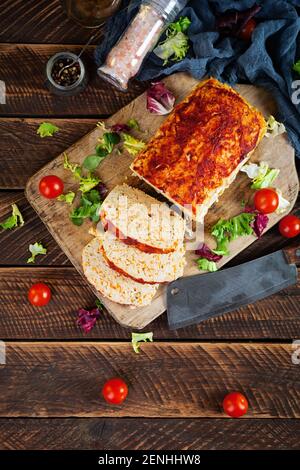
[0,204,24,230]
[154,16,191,65]
[37,122,59,138]
[121,132,146,155]
[211,213,255,256]
[241,161,280,189]
[132,332,153,354]
[27,241,47,264]
[293,59,300,75]
[63,152,81,178]
[79,173,100,193]
[127,118,140,130]
[197,258,218,272]
[265,115,286,138]
[70,188,102,225]
[57,191,75,204]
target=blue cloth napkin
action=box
[95,0,300,158]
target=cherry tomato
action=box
[239,18,257,41]
[39,175,64,199]
[102,378,128,405]
[254,188,279,214]
[279,214,300,238]
[28,282,52,307]
[223,392,249,418]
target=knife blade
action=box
[167,245,300,330]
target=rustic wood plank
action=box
[0,44,146,116]
[0,118,97,189]
[0,418,299,450]
[0,266,299,339]
[0,342,299,417]
[0,0,108,45]
[0,192,69,265]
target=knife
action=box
[167,244,300,330]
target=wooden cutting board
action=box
[26,73,299,329]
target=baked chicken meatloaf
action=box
[131,78,266,221]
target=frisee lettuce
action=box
[57,191,75,204]
[241,161,280,189]
[131,332,153,354]
[63,152,81,178]
[154,16,191,65]
[265,115,286,138]
[27,241,47,264]
[121,132,146,155]
[37,122,59,138]
[293,59,300,75]
[0,204,24,230]
[211,213,255,256]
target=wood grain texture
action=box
[0,118,97,189]
[0,0,107,44]
[0,192,69,265]
[0,44,146,116]
[0,418,300,450]
[0,342,299,418]
[25,74,299,329]
[0,267,300,339]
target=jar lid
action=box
[144,0,189,23]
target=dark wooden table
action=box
[0,0,300,451]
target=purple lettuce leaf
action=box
[76,307,101,334]
[111,123,130,133]
[195,243,223,262]
[147,82,175,115]
[243,206,269,238]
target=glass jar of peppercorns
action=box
[46,52,88,96]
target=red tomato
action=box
[279,214,300,238]
[102,378,128,405]
[28,282,52,307]
[254,188,279,214]
[39,175,64,199]
[223,392,249,418]
[239,18,257,41]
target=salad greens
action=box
[27,241,47,264]
[275,190,290,214]
[127,118,140,130]
[241,161,280,189]
[154,16,191,65]
[197,258,218,272]
[63,152,81,178]
[0,204,24,230]
[37,122,59,138]
[122,132,146,155]
[70,189,102,226]
[293,59,300,75]
[211,213,255,256]
[265,115,286,138]
[57,191,75,204]
[131,332,153,354]
[76,305,102,334]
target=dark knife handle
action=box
[283,240,300,266]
